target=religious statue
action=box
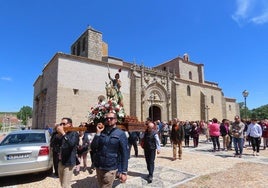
[107,71,123,106]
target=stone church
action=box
[32,27,239,128]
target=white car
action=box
[0,129,53,177]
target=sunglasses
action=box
[105,117,116,121]
[60,123,67,126]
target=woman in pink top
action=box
[209,118,221,152]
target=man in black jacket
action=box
[50,125,62,177]
[142,122,161,183]
[56,117,79,188]
[128,131,140,158]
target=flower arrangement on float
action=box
[88,99,125,124]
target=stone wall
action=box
[32,28,239,127]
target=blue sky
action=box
[0,0,268,112]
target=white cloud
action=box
[0,77,12,81]
[232,0,268,25]
[250,11,268,24]
[233,0,251,18]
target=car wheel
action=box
[44,167,53,176]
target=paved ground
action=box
[114,157,195,188]
[113,138,268,188]
[0,135,268,188]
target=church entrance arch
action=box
[149,106,161,121]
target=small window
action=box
[73,89,79,95]
[229,105,232,111]
[211,96,214,104]
[72,46,76,55]
[187,85,191,96]
[189,71,192,80]
[77,41,80,56]
[82,37,86,51]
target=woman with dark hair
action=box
[220,119,230,151]
[75,124,90,174]
[261,120,268,149]
[183,121,192,147]
[191,122,200,148]
[209,118,220,152]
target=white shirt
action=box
[246,123,262,138]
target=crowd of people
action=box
[49,115,268,188]
[45,72,268,188]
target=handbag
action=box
[140,138,145,149]
[76,155,80,165]
[163,131,169,136]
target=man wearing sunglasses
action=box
[91,112,128,187]
[56,117,79,188]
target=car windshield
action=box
[0,133,46,145]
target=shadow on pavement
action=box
[0,172,48,187]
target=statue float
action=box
[71,68,146,133]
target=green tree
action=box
[17,106,32,125]
[239,102,251,120]
[251,105,268,120]
[239,103,268,120]
[238,102,244,117]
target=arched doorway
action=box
[149,106,161,121]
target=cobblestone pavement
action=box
[114,157,195,188]
[114,139,268,188]
[185,140,268,165]
[0,136,268,188]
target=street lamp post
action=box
[242,90,249,120]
